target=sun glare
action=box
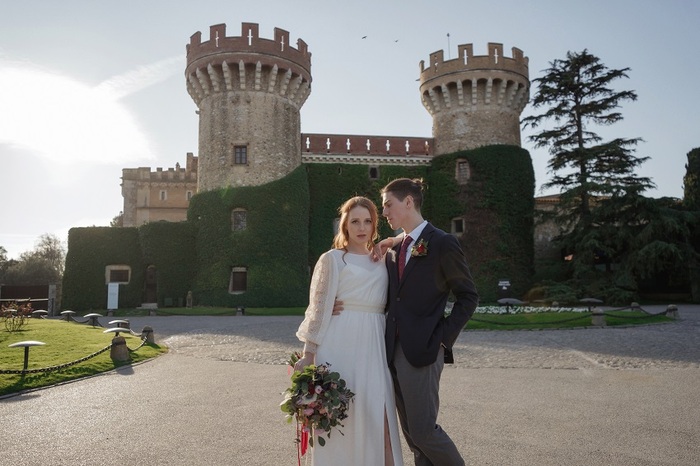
[0,61,154,165]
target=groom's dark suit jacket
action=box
[385,222,479,367]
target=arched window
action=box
[368,166,380,180]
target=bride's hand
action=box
[370,238,396,262]
[332,299,344,316]
[293,353,315,372]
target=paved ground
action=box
[1,305,699,465]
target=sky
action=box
[1,0,698,260]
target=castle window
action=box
[368,166,380,180]
[234,145,248,164]
[451,217,465,236]
[229,267,248,294]
[159,190,167,201]
[186,191,193,201]
[231,208,247,231]
[455,160,471,185]
[105,265,131,284]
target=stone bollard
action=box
[591,307,606,326]
[141,326,155,344]
[666,304,679,319]
[110,335,130,362]
[186,290,193,309]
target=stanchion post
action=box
[141,326,155,344]
[110,335,130,362]
[591,307,606,326]
[666,304,679,319]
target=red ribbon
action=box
[297,421,309,465]
[301,424,309,456]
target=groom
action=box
[382,177,479,466]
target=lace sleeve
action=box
[296,251,340,353]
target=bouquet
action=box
[281,352,355,458]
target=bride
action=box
[295,196,403,466]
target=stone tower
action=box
[419,43,529,155]
[185,22,312,191]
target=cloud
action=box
[95,56,182,99]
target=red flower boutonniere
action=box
[410,239,428,257]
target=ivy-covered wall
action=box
[305,146,534,302]
[428,145,535,301]
[187,166,311,307]
[62,227,144,310]
[138,221,196,306]
[62,145,534,310]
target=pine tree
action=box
[684,148,700,210]
[523,50,655,301]
[683,148,700,301]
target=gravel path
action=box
[131,304,700,370]
[2,305,697,465]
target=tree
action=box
[0,245,9,282]
[3,234,65,285]
[523,50,656,302]
[683,148,700,301]
[684,148,700,210]
[3,256,60,285]
[23,233,66,277]
[110,211,124,227]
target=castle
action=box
[122,22,530,224]
[67,21,536,311]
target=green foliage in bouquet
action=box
[281,352,355,447]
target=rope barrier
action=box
[0,335,151,375]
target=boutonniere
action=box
[410,239,428,257]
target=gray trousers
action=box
[390,342,465,466]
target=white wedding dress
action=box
[297,249,403,466]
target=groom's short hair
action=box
[382,178,424,210]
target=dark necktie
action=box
[398,235,412,280]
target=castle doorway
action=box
[144,265,157,304]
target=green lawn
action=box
[466,310,672,330]
[0,318,166,397]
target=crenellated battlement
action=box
[418,42,530,153]
[185,22,312,107]
[121,164,197,183]
[187,22,311,72]
[420,42,528,83]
